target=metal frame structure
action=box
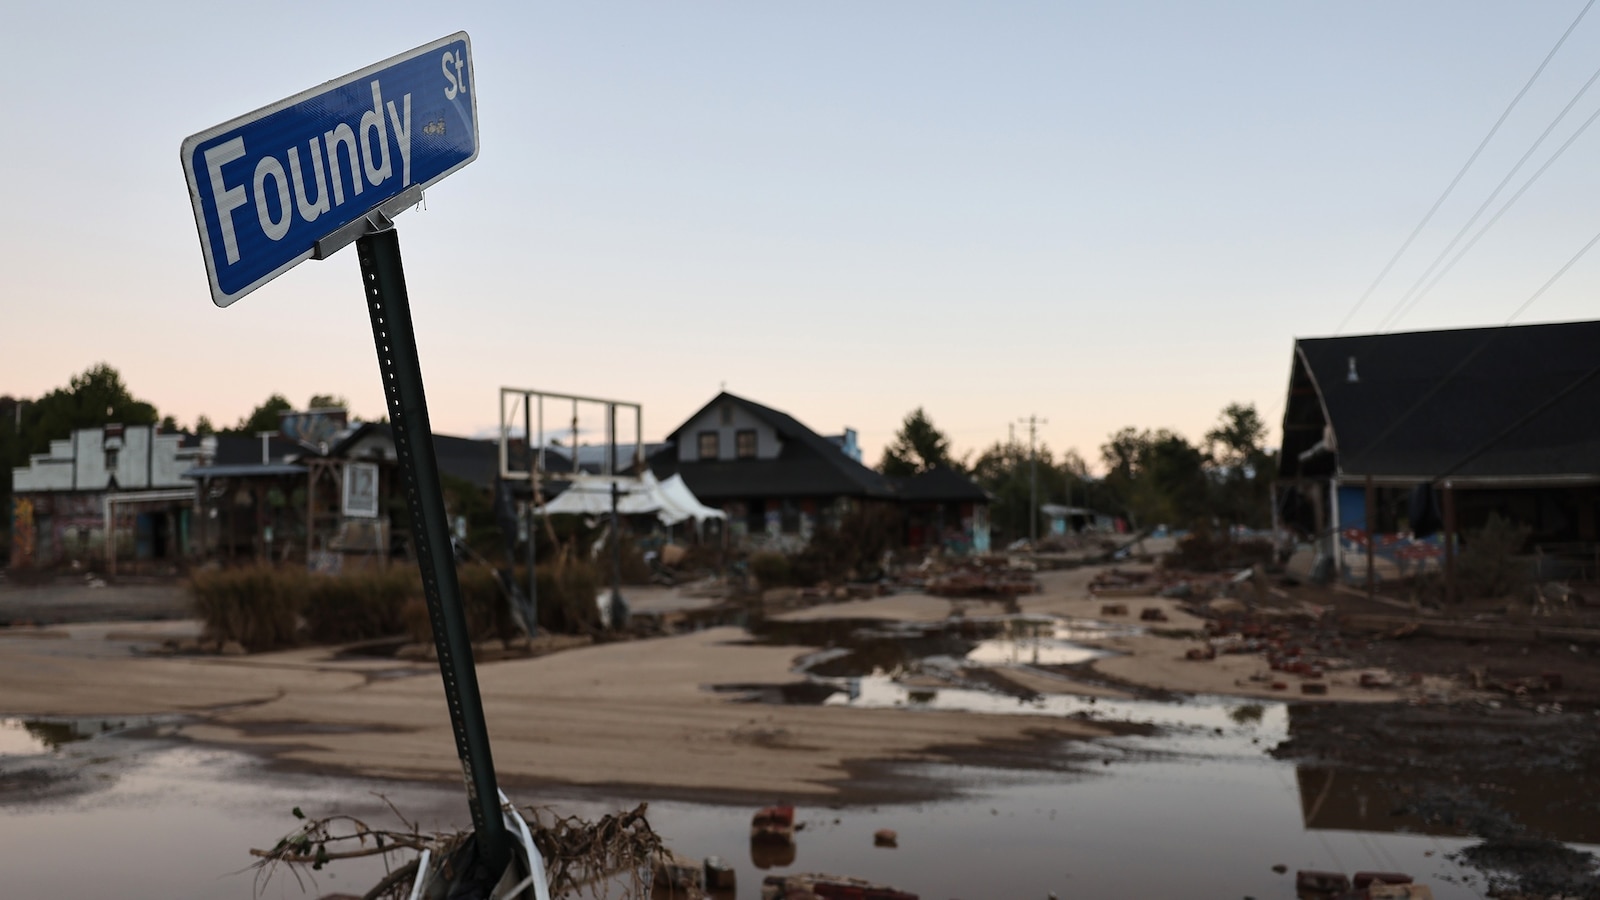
[498,387,644,634]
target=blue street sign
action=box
[181,33,478,307]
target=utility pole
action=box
[1019,415,1047,546]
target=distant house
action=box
[1040,504,1114,535]
[1276,320,1600,584]
[181,432,305,565]
[893,466,992,554]
[10,424,206,570]
[652,392,990,551]
[651,392,896,547]
[333,422,505,493]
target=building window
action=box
[698,431,719,460]
[719,403,733,426]
[104,448,119,472]
[736,429,757,459]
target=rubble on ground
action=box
[919,557,1037,599]
[760,873,918,900]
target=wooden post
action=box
[305,462,318,565]
[1442,483,1457,605]
[1365,476,1376,599]
[105,498,116,577]
[255,482,268,564]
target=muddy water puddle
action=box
[4,613,1598,897]
[0,714,170,756]
[758,614,1130,679]
[0,725,1578,899]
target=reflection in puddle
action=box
[763,614,1132,678]
[0,716,163,757]
[0,719,55,756]
[764,613,1269,747]
[6,609,1598,898]
[7,727,1588,900]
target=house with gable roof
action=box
[652,392,989,551]
[1277,319,1600,584]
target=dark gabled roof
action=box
[210,434,300,466]
[182,463,307,480]
[432,432,502,490]
[673,458,883,501]
[893,466,990,503]
[331,423,502,490]
[1279,320,1600,481]
[664,392,897,500]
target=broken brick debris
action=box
[751,805,796,844]
[1296,870,1351,893]
[760,873,918,900]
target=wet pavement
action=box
[3,610,1599,898]
[0,709,1550,900]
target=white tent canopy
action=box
[538,472,724,526]
[651,473,726,525]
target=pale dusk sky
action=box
[7,2,1600,469]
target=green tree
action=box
[0,395,29,560]
[307,394,349,411]
[19,364,158,454]
[194,415,216,437]
[1143,432,1210,528]
[1098,427,1210,529]
[1204,402,1276,529]
[879,407,959,477]
[1205,403,1266,468]
[969,437,1072,544]
[229,394,293,435]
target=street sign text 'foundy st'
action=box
[180,33,478,307]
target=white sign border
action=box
[180,31,479,308]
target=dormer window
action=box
[736,429,757,459]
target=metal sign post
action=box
[180,32,508,876]
[358,226,508,873]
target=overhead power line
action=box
[1341,220,1600,472]
[1376,58,1600,331]
[1381,92,1600,330]
[1332,0,1596,335]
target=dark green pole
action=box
[357,227,509,874]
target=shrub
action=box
[536,560,603,634]
[748,551,793,588]
[1165,531,1274,572]
[405,564,513,645]
[792,504,903,584]
[403,559,605,643]
[302,567,421,644]
[1456,513,1533,602]
[189,566,306,652]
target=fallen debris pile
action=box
[760,873,919,900]
[1088,567,1164,598]
[252,800,663,900]
[917,557,1038,599]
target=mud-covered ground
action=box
[1271,702,1600,899]
[0,575,190,626]
[1223,580,1600,899]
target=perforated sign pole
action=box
[358,226,509,874]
